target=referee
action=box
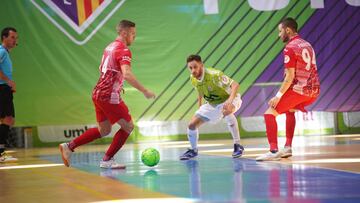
[0,27,18,162]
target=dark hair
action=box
[116,20,135,33]
[1,27,17,40]
[187,54,202,63]
[280,17,298,32]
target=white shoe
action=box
[100,158,126,169]
[279,146,292,158]
[59,143,72,167]
[256,151,281,161]
[0,152,18,163]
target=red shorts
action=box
[93,99,132,124]
[275,90,317,114]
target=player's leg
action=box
[225,114,244,158]
[0,117,17,163]
[0,85,17,163]
[66,101,107,151]
[223,93,244,158]
[103,119,133,161]
[101,101,133,169]
[0,117,14,152]
[257,91,315,161]
[180,115,205,160]
[188,115,205,150]
[59,99,105,167]
[256,107,282,161]
[280,96,317,158]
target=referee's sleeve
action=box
[0,50,5,64]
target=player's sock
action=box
[103,129,130,161]
[225,114,240,144]
[0,144,5,154]
[264,114,278,151]
[187,128,199,150]
[285,112,296,147]
[0,124,10,154]
[68,128,101,151]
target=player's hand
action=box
[143,89,156,99]
[222,101,235,116]
[7,80,16,92]
[268,96,280,108]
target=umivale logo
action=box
[30,0,126,45]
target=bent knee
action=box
[188,123,197,130]
[99,127,111,137]
[125,122,134,133]
[119,119,134,133]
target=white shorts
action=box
[195,93,242,123]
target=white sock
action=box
[187,128,199,150]
[225,114,240,144]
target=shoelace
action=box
[184,149,195,156]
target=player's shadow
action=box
[183,159,202,198]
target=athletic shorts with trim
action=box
[0,84,15,118]
[195,93,242,123]
[93,98,132,124]
[275,90,317,114]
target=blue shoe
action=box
[232,144,244,158]
[180,149,198,160]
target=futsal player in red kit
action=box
[60,20,155,168]
[256,17,320,161]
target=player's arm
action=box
[268,68,294,108]
[222,80,239,116]
[121,64,155,99]
[0,51,16,91]
[278,67,295,95]
[197,94,202,107]
[0,69,16,92]
[227,80,239,103]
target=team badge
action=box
[30,0,126,45]
[221,75,229,84]
[284,55,290,63]
[208,86,212,91]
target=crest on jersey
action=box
[221,75,229,84]
[284,55,290,63]
[30,0,126,45]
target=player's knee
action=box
[188,123,197,130]
[264,108,278,116]
[125,122,134,134]
[225,115,237,126]
[99,127,111,137]
[120,120,134,134]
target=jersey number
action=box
[301,48,316,71]
[100,55,110,77]
[204,94,220,101]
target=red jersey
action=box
[283,35,320,97]
[92,38,131,104]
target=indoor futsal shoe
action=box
[232,144,245,158]
[278,146,292,158]
[100,158,126,169]
[180,148,198,160]
[59,143,72,167]
[0,152,18,163]
[255,151,281,161]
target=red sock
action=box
[264,114,278,151]
[103,129,130,161]
[68,128,101,151]
[285,112,296,147]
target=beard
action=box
[282,35,289,43]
